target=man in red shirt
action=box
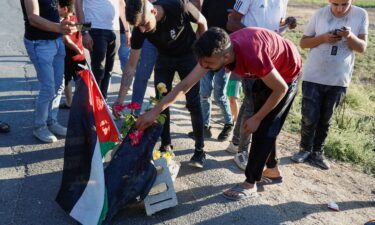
[137,27,302,199]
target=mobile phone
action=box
[75,22,92,32]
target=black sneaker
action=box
[189,150,206,168]
[188,126,212,140]
[217,124,233,141]
[308,152,331,170]
[291,150,311,163]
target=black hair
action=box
[126,0,147,26]
[193,27,232,58]
[58,0,74,12]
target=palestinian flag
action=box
[56,69,120,225]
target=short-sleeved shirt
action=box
[21,0,61,40]
[228,27,302,83]
[201,0,235,31]
[83,0,120,30]
[131,0,200,56]
[64,15,85,62]
[302,5,368,87]
[233,0,288,32]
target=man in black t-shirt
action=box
[114,0,208,168]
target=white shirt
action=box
[83,0,120,30]
[302,5,368,87]
[233,0,288,32]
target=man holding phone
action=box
[291,0,368,169]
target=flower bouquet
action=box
[114,82,169,146]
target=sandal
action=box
[258,176,283,186]
[59,102,71,109]
[222,183,257,201]
[0,121,10,133]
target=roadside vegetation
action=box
[283,2,375,174]
[290,0,375,8]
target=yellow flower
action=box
[157,82,168,94]
[153,150,161,160]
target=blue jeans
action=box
[24,37,65,129]
[154,53,204,150]
[118,33,131,69]
[232,79,255,152]
[300,81,346,153]
[131,39,157,116]
[200,68,232,127]
[89,29,119,99]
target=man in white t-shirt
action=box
[75,0,128,99]
[225,0,296,179]
[291,0,368,170]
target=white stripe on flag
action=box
[70,137,105,225]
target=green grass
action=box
[289,0,375,8]
[282,18,375,174]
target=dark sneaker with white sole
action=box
[291,150,311,163]
[308,152,331,170]
[189,150,206,168]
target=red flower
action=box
[129,129,144,146]
[114,103,126,112]
[126,102,141,110]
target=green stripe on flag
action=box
[100,141,117,157]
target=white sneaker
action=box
[226,142,239,154]
[234,151,248,171]
[33,126,57,143]
[48,122,67,136]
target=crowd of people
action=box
[16,0,368,201]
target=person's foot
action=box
[48,122,67,136]
[0,121,10,133]
[262,166,282,179]
[234,151,248,171]
[188,150,206,168]
[226,141,239,154]
[308,152,331,170]
[33,126,57,143]
[188,126,212,140]
[291,150,311,163]
[217,123,233,141]
[222,181,257,201]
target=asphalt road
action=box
[0,1,293,225]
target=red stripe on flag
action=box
[79,69,120,143]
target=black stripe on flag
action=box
[56,77,97,213]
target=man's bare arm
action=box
[25,0,75,34]
[226,11,245,32]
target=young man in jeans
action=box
[114,0,208,168]
[21,0,76,143]
[136,27,302,199]
[291,0,368,170]
[187,0,235,141]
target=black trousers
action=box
[154,53,204,151]
[89,29,119,99]
[245,78,299,184]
